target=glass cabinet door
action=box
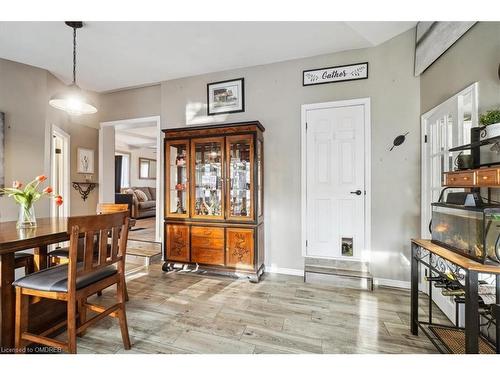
[166,140,189,218]
[191,138,224,219]
[226,135,254,221]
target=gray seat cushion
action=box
[138,200,156,209]
[13,263,117,293]
[15,252,33,260]
[48,248,70,258]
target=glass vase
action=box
[17,203,36,229]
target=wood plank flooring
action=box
[58,264,446,354]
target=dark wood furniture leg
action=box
[410,242,419,335]
[1,253,15,349]
[464,270,479,353]
[33,245,48,271]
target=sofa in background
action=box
[118,187,156,219]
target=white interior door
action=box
[305,103,366,259]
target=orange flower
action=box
[36,175,47,182]
[43,186,53,194]
[12,181,22,189]
[55,195,63,206]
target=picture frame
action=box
[77,147,95,174]
[303,62,368,86]
[207,78,245,116]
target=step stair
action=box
[304,258,373,291]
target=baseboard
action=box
[265,265,304,276]
[374,278,410,289]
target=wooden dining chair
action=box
[14,252,34,275]
[13,212,132,354]
[48,203,130,266]
[48,203,131,300]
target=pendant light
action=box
[49,21,97,116]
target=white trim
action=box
[265,265,304,277]
[99,116,163,244]
[374,278,410,289]
[50,125,70,218]
[300,98,372,262]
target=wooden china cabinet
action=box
[162,121,265,282]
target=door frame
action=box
[300,98,371,261]
[99,116,163,243]
[50,124,71,218]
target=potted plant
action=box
[480,108,500,140]
[0,175,63,228]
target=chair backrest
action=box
[66,212,129,293]
[96,203,129,214]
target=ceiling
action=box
[115,122,157,149]
[0,21,416,92]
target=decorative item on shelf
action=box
[0,175,63,228]
[72,181,97,201]
[175,183,185,191]
[207,78,245,116]
[480,109,500,141]
[176,199,185,214]
[175,152,186,167]
[454,151,474,170]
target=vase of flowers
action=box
[0,175,63,229]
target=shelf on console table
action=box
[443,167,500,188]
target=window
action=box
[115,152,130,188]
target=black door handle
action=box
[350,190,362,196]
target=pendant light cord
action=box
[72,26,77,85]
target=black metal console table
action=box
[411,239,500,354]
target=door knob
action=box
[350,190,362,196]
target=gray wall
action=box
[161,29,421,281]
[420,22,500,114]
[0,58,100,221]
[99,85,161,122]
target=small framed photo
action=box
[207,78,245,116]
[77,147,95,174]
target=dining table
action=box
[0,217,69,350]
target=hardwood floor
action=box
[128,217,156,242]
[59,263,446,354]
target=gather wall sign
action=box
[303,62,368,86]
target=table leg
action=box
[0,253,15,349]
[33,245,48,271]
[410,242,419,335]
[464,270,479,353]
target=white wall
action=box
[161,29,421,282]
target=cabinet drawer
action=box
[191,226,224,239]
[226,228,254,270]
[191,247,225,266]
[166,225,190,262]
[192,236,224,249]
[477,169,499,186]
[445,171,476,187]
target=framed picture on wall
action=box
[77,147,95,174]
[207,78,245,116]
